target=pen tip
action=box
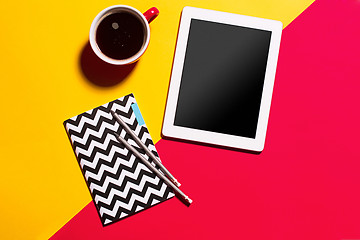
[174,179,181,187]
[113,132,119,138]
[110,110,115,115]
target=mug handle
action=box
[143,7,159,23]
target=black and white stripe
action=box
[64,94,174,225]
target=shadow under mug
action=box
[89,5,159,65]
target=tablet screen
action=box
[174,19,272,139]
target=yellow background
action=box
[0,0,314,239]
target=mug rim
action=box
[89,5,151,65]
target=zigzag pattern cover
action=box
[64,93,174,225]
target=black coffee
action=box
[96,12,145,60]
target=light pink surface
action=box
[51,0,360,239]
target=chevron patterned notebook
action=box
[64,93,174,225]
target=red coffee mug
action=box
[89,6,159,65]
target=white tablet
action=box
[162,7,282,152]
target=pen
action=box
[110,110,181,187]
[114,132,192,205]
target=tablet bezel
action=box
[162,6,282,152]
